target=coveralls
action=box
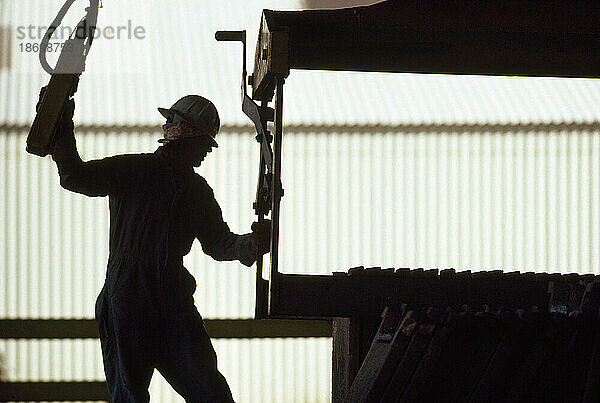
[53,118,247,402]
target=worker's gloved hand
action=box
[251,220,271,255]
[235,220,272,267]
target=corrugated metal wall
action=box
[278,125,600,274]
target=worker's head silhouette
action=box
[157,96,220,168]
[158,95,219,148]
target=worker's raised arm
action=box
[46,91,136,197]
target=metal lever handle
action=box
[215,30,245,42]
[215,30,247,100]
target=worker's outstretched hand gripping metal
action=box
[27,0,100,157]
[216,30,275,318]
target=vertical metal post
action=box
[254,156,267,319]
[332,318,361,402]
[254,99,271,319]
[269,74,285,314]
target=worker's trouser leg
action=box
[96,286,234,403]
[96,288,156,403]
[156,308,235,403]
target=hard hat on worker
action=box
[157,95,219,147]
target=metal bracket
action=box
[216,30,284,318]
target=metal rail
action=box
[0,318,331,339]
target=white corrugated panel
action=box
[0,339,102,381]
[285,72,600,126]
[278,126,599,274]
[0,338,333,403]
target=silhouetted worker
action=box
[45,91,270,402]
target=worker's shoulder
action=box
[190,172,211,188]
[190,173,218,197]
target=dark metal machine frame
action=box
[217,0,600,319]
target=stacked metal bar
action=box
[272,269,599,318]
[342,277,600,402]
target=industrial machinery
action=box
[218,2,600,399]
[219,0,600,319]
